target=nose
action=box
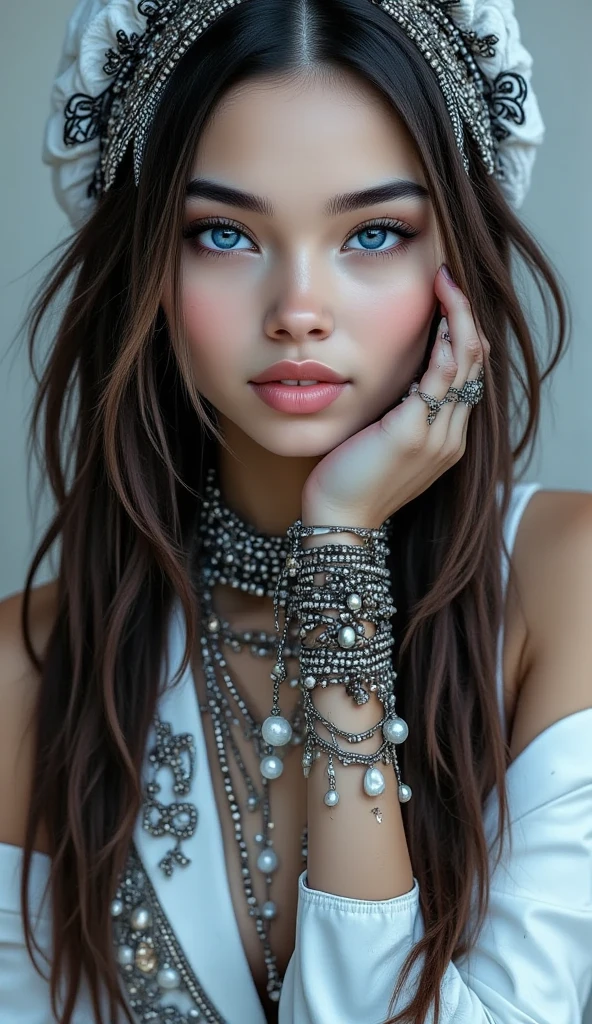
[264,309,334,342]
[263,267,335,343]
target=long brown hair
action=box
[17,1,568,1021]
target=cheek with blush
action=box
[350,278,436,415]
[180,284,252,396]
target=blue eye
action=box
[189,223,253,252]
[344,219,418,254]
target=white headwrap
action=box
[449,0,545,207]
[42,0,545,229]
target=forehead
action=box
[190,70,426,203]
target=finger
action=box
[435,265,484,390]
[444,354,487,460]
[403,316,458,432]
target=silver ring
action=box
[404,366,485,425]
[407,383,453,425]
[445,366,485,407]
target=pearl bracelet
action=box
[264,521,413,806]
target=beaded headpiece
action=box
[42,0,545,228]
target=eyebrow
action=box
[185,177,430,216]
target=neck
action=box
[215,416,322,536]
[202,420,321,621]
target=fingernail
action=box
[441,264,457,287]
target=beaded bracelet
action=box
[262,521,413,806]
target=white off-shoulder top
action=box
[1,482,592,1024]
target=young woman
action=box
[1,1,591,1022]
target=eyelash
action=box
[182,215,419,260]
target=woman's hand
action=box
[301,264,490,528]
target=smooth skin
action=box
[1,66,591,1006]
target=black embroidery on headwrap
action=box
[138,0,168,14]
[484,71,528,142]
[103,28,141,75]
[63,92,107,146]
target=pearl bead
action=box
[269,989,281,1002]
[247,795,259,811]
[337,625,357,649]
[324,790,340,807]
[363,767,386,797]
[257,847,279,874]
[346,593,362,611]
[289,677,300,688]
[261,715,293,747]
[110,898,123,918]
[399,783,413,803]
[303,675,316,689]
[117,944,134,966]
[130,906,152,931]
[262,900,277,920]
[188,1011,201,1020]
[260,755,284,780]
[383,716,409,745]
[157,966,181,990]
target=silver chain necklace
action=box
[187,466,309,1005]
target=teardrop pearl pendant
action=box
[363,766,386,797]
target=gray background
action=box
[0,1,591,1020]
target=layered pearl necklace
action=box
[188,467,309,1005]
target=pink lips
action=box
[249,359,348,386]
[249,381,349,414]
[248,359,350,413]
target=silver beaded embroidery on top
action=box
[111,843,225,1022]
[142,719,198,877]
[63,0,502,202]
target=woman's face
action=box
[161,69,445,458]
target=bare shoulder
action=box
[0,579,59,852]
[508,488,592,762]
[0,580,59,681]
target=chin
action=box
[237,417,358,458]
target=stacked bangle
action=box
[263,521,412,806]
